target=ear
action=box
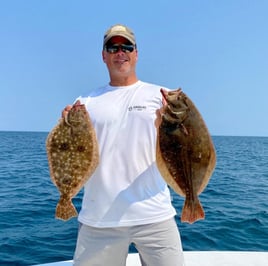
[135,49,138,61]
[102,50,106,63]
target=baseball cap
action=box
[103,24,136,48]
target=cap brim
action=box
[103,33,135,46]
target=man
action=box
[64,24,185,266]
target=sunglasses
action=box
[104,43,135,54]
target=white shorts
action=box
[73,217,185,266]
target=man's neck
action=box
[109,75,138,87]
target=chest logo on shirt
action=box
[128,105,147,112]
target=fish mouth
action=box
[160,88,182,103]
[160,88,189,124]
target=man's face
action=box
[102,36,138,77]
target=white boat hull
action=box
[35,251,268,266]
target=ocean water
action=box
[0,132,267,265]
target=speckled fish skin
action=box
[46,103,99,221]
[156,88,216,224]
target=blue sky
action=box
[0,0,267,136]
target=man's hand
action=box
[61,100,81,118]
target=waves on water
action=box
[0,132,267,265]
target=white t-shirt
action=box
[77,80,176,227]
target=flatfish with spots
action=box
[46,102,99,221]
[156,88,216,224]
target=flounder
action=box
[156,88,216,224]
[46,102,99,221]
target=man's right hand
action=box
[61,100,81,118]
[62,105,72,118]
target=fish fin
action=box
[55,196,78,221]
[181,198,205,224]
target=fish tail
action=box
[55,196,78,221]
[181,198,205,224]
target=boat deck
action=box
[35,251,268,266]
